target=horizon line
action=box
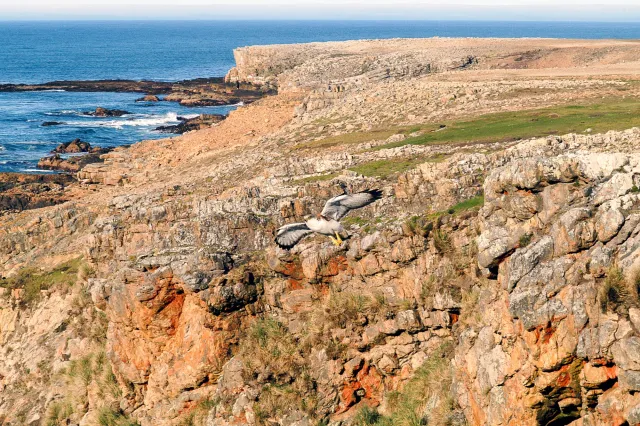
[2,18,640,23]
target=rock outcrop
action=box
[155,114,226,134]
[0,172,73,213]
[84,107,130,117]
[38,145,114,173]
[456,150,640,426]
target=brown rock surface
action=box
[3,37,640,426]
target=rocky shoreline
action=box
[0,78,269,202]
[0,77,272,106]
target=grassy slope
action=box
[376,97,640,150]
[297,97,640,153]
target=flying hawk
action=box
[275,187,383,249]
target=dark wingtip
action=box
[274,237,294,250]
[366,188,383,200]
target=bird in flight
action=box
[275,186,383,249]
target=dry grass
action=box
[432,229,453,254]
[600,265,640,314]
[324,291,369,329]
[179,399,218,426]
[253,383,318,424]
[97,407,139,426]
[351,342,458,426]
[46,402,74,426]
[240,318,306,382]
[49,350,124,425]
[239,318,317,425]
[0,257,85,306]
[290,172,340,185]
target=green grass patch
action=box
[375,97,640,150]
[290,172,339,185]
[426,195,485,220]
[448,195,485,214]
[342,216,370,228]
[295,124,441,150]
[46,402,74,426]
[353,342,456,426]
[349,157,427,179]
[295,128,403,150]
[0,258,84,306]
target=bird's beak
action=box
[303,214,311,221]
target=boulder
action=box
[52,138,92,154]
[136,94,160,102]
[85,107,129,117]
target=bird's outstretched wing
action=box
[275,223,314,249]
[321,189,383,221]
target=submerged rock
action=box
[136,94,160,102]
[84,107,130,117]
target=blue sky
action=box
[1,1,639,21]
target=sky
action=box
[1,0,639,21]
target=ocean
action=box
[1,20,640,173]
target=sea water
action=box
[1,20,640,172]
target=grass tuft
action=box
[349,157,427,179]
[290,173,340,185]
[0,258,84,306]
[46,402,74,426]
[97,407,139,426]
[600,265,640,314]
[519,233,533,248]
[353,406,383,426]
[324,291,369,329]
[351,343,457,426]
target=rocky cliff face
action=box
[3,38,640,426]
[457,146,640,426]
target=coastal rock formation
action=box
[136,94,160,102]
[3,38,640,426]
[0,78,270,108]
[52,139,92,154]
[0,172,73,213]
[456,150,640,426]
[85,107,130,117]
[155,114,226,134]
[38,144,115,173]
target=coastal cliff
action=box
[3,37,640,426]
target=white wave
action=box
[66,112,180,129]
[41,89,66,92]
[45,110,83,116]
[0,160,7,164]
[21,169,56,173]
[0,146,4,151]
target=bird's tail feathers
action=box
[364,188,383,200]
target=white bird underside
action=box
[275,188,382,249]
